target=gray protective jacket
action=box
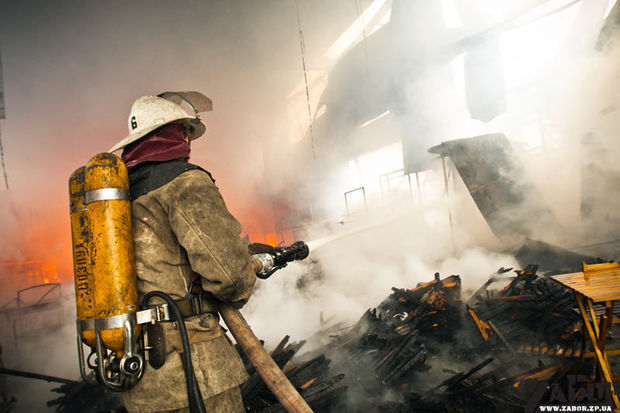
[122,163,256,412]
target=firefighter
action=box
[108,94,256,413]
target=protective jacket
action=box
[121,160,256,412]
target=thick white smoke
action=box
[243,0,620,350]
[243,204,519,350]
[0,1,618,411]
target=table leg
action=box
[575,293,619,409]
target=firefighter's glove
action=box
[248,242,275,255]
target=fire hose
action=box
[226,241,313,413]
[219,304,312,413]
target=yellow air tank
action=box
[69,166,96,347]
[84,153,138,354]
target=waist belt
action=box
[175,293,219,318]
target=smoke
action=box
[243,203,519,350]
[0,0,618,409]
[550,41,620,244]
[243,0,620,351]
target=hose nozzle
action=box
[253,241,309,279]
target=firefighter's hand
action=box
[248,242,275,255]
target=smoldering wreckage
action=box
[2,2,620,413]
[3,131,620,413]
[6,234,620,413]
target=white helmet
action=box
[109,91,212,152]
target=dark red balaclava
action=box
[121,124,190,169]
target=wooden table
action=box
[553,262,620,409]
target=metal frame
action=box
[379,168,417,205]
[344,187,367,214]
[439,155,456,255]
[12,283,63,350]
[76,304,169,390]
[16,282,61,306]
[280,227,302,246]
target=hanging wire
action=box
[293,0,317,160]
[355,0,370,74]
[0,48,7,190]
[0,125,8,190]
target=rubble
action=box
[36,265,611,412]
[238,267,602,412]
[46,380,124,413]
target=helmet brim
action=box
[108,117,205,153]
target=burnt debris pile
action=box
[239,266,596,412]
[46,381,124,412]
[468,264,585,358]
[42,265,601,412]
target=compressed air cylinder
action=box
[69,166,96,347]
[84,153,138,354]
